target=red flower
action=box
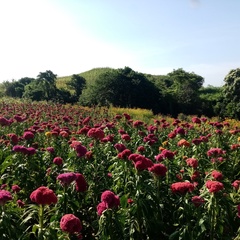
[121,134,131,141]
[114,143,126,152]
[232,180,240,190]
[186,158,198,168]
[30,186,57,205]
[60,214,82,234]
[211,170,223,181]
[57,173,77,186]
[148,163,167,177]
[161,149,175,159]
[0,190,12,205]
[75,173,88,192]
[207,148,226,157]
[101,190,120,208]
[17,199,25,208]
[11,185,21,193]
[97,201,108,216]
[191,196,205,207]
[23,131,35,140]
[171,182,194,195]
[192,117,201,124]
[117,149,132,159]
[134,156,153,171]
[87,127,105,140]
[53,157,63,165]
[206,180,224,193]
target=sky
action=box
[0,0,240,87]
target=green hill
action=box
[56,67,167,90]
[56,67,113,89]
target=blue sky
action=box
[0,0,239,86]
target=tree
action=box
[221,68,240,118]
[79,67,162,113]
[66,74,86,98]
[37,70,58,100]
[167,68,204,115]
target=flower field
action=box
[0,101,239,240]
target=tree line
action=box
[1,66,240,119]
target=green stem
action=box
[38,204,44,240]
[210,195,216,240]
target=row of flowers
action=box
[0,102,239,239]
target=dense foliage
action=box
[1,66,240,119]
[0,101,239,239]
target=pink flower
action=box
[46,147,55,153]
[100,190,120,208]
[30,186,57,205]
[186,158,198,168]
[75,173,88,192]
[232,180,240,190]
[17,199,25,208]
[191,196,205,207]
[53,157,63,165]
[192,117,201,124]
[117,149,132,159]
[11,185,21,193]
[0,190,12,205]
[211,170,223,181]
[206,180,224,193]
[171,182,194,195]
[121,134,131,141]
[148,163,167,177]
[161,149,175,159]
[60,214,82,234]
[23,131,34,140]
[114,143,126,152]
[87,127,105,140]
[97,201,108,216]
[57,173,77,186]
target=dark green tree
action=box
[167,68,204,115]
[37,70,58,100]
[220,68,240,118]
[79,67,161,113]
[66,74,86,99]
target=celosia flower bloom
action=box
[53,157,63,165]
[117,149,132,159]
[30,186,58,205]
[0,190,13,205]
[191,196,205,207]
[75,173,88,192]
[60,214,82,234]
[206,180,224,193]
[121,134,131,141]
[161,149,175,159]
[211,170,223,181]
[186,158,198,168]
[11,184,21,193]
[100,190,120,208]
[23,131,35,140]
[57,173,77,186]
[148,163,167,177]
[17,199,25,208]
[97,201,108,216]
[207,148,226,157]
[232,180,240,190]
[192,117,201,124]
[87,127,105,140]
[114,143,126,152]
[171,182,194,195]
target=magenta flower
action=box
[57,173,77,186]
[0,190,12,205]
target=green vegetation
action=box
[1,66,240,119]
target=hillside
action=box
[56,67,113,89]
[56,67,166,89]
